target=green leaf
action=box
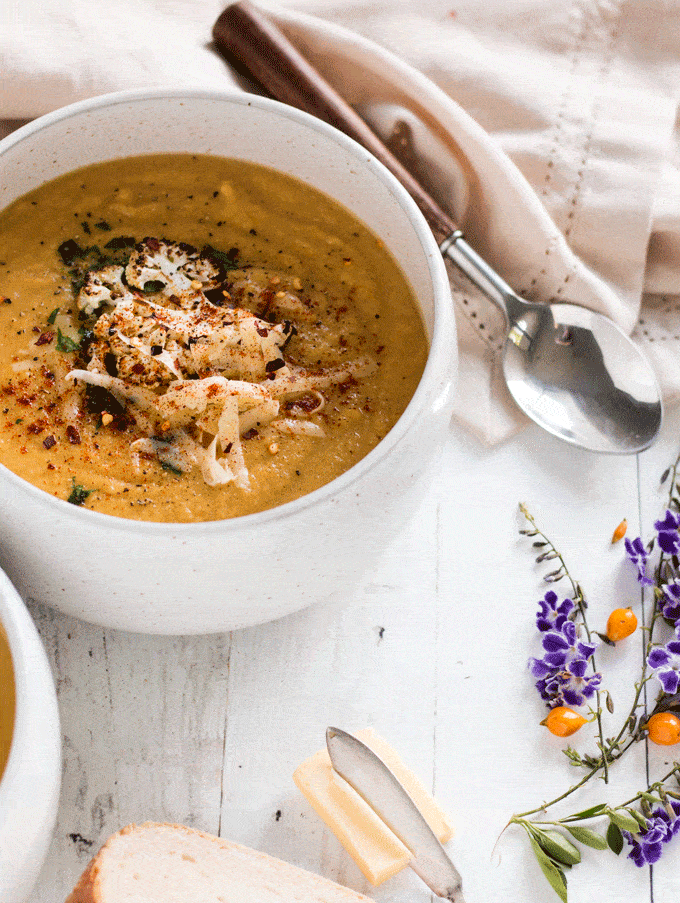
[628,809,649,831]
[563,826,609,850]
[532,828,581,866]
[562,803,607,821]
[606,821,624,855]
[56,328,80,353]
[47,307,60,325]
[528,837,569,903]
[608,809,641,834]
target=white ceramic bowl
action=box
[0,570,61,902]
[0,88,456,634]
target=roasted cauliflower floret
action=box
[77,265,128,315]
[125,238,224,305]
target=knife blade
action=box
[326,727,465,902]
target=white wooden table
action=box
[23,397,680,903]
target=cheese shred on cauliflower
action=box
[67,238,375,489]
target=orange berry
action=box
[611,519,628,543]
[541,707,587,737]
[606,607,637,642]
[647,712,680,746]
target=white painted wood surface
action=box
[26,403,680,903]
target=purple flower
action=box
[529,619,601,707]
[647,624,680,694]
[535,663,602,708]
[655,510,680,556]
[660,581,680,623]
[625,536,654,586]
[623,802,680,867]
[536,590,575,632]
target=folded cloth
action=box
[2,0,679,445]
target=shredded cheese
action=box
[66,239,375,489]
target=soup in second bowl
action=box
[0,624,15,781]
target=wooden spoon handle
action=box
[212,1,459,244]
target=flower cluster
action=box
[529,591,601,708]
[648,624,680,695]
[660,581,680,623]
[623,801,680,867]
[624,536,653,587]
[655,510,680,556]
[516,483,680,902]
[638,510,680,695]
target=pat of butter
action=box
[293,728,454,886]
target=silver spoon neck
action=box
[439,231,527,325]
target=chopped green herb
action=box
[56,328,79,353]
[201,244,240,270]
[57,238,84,265]
[160,462,183,476]
[67,479,93,506]
[94,220,111,231]
[143,280,166,294]
[15,418,23,424]
[104,236,136,250]
[47,307,60,325]
[81,221,91,235]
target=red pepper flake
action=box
[43,435,56,450]
[35,331,55,346]
[265,358,285,373]
[242,429,258,440]
[47,463,56,470]
[285,393,322,414]
[146,237,160,251]
[338,376,358,394]
[66,425,81,445]
[27,421,46,435]
[131,362,145,375]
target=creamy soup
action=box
[0,624,15,782]
[0,155,427,522]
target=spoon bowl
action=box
[503,300,662,453]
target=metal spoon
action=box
[440,233,662,453]
[213,2,663,454]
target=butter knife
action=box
[326,727,465,902]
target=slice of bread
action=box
[65,822,374,903]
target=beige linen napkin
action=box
[1,0,679,445]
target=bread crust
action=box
[64,822,374,903]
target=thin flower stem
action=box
[513,768,599,819]
[615,764,680,810]
[520,505,609,782]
